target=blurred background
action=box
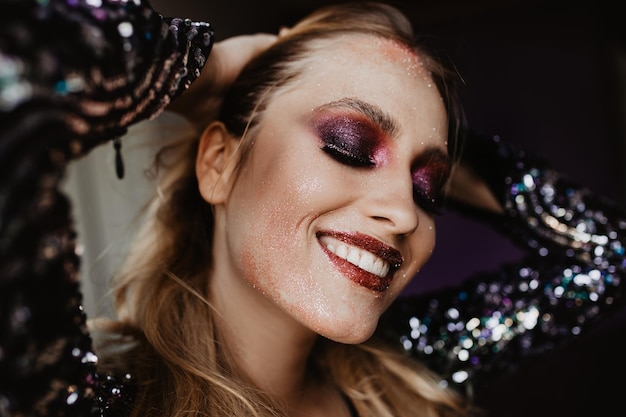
[64,1,626,416]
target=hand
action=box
[167,33,277,132]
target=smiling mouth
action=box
[316,231,403,292]
[319,235,390,277]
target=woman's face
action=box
[210,35,449,344]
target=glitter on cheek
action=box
[399,220,437,287]
[237,214,338,333]
[234,157,328,311]
[295,177,323,201]
[293,266,337,328]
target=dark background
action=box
[150,0,626,415]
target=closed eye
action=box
[321,142,376,167]
[311,104,384,169]
[413,188,443,215]
[411,149,451,215]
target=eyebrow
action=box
[314,97,400,139]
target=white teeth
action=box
[347,248,360,265]
[320,236,390,278]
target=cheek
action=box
[227,153,324,281]
[407,217,437,274]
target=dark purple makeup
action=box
[310,98,450,215]
[411,149,451,214]
[312,111,385,168]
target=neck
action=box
[210,273,354,417]
[210,269,318,402]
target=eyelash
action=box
[321,142,375,167]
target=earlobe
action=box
[196,121,236,205]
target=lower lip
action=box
[319,244,392,292]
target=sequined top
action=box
[378,131,626,394]
[0,0,212,415]
[0,1,624,416]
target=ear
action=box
[196,121,237,205]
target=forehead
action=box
[279,34,448,145]
[325,34,426,76]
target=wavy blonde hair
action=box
[100,2,475,416]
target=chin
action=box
[314,319,378,345]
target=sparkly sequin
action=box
[379,133,626,397]
[0,0,213,415]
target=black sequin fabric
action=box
[379,132,626,396]
[0,0,213,416]
[1,1,625,416]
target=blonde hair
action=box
[101,2,474,416]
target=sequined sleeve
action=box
[0,0,213,416]
[378,132,626,395]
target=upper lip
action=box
[315,230,404,271]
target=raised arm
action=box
[378,131,626,395]
[0,0,213,415]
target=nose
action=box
[363,173,419,236]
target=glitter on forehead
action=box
[330,34,428,80]
[374,37,426,78]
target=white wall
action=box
[62,112,192,319]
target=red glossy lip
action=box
[316,230,403,292]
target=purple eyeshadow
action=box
[411,150,451,213]
[313,112,384,167]
[310,105,450,214]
